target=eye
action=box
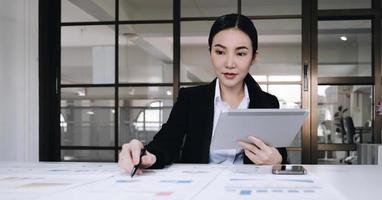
[237,52,247,56]
[215,50,224,55]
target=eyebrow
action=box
[236,46,249,50]
[213,44,226,49]
[213,44,249,50]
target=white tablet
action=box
[210,109,309,149]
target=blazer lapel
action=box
[200,79,216,163]
[244,74,263,109]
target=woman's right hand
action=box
[118,139,157,175]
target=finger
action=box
[251,147,281,165]
[123,149,134,165]
[241,141,272,164]
[252,149,270,163]
[244,149,263,164]
[239,139,261,152]
[238,141,260,154]
[117,153,126,171]
[271,147,283,164]
[130,139,143,148]
[248,136,271,151]
[121,143,137,165]
[140,154,156,168]
[118,145,134,171]
[239,140,273,163]
[132,149,143,165]
[239,141,260,154]
[136,168,143,175]
[118,151,134,173]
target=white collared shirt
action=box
[209,79,250,164]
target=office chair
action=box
[343,116,363,144]
[341,116,363,164]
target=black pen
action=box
[131,148,146,177]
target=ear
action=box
[209,48,214,62]
[251,51,258,65]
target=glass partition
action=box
[119,0,172,20]
[318,0,371,10]
[61,25,115,84]
[62,0,115,22]
[61,87,115,147]
[119,24,173,83]
[318,20,371,77]
[317,85,373,144]
[242,0,301,16]
[119,87,173,146]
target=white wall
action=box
[0,0,39,161]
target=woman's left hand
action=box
[238,136,282,165]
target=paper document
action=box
[0,162,346,200]
[197,165,346,200]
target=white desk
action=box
[0,162,381,200]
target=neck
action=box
[219,81,245,109]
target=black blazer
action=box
[146,74,288,168]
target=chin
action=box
[219,79,241,89]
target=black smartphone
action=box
[272,165,306,175]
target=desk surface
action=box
[0,162,381,200]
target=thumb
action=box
[140,151,156,168]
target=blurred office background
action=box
[1,0,381,164]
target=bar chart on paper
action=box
[42,164,226,200]
[196,165,345,200]
[0,163,346,200]
[0,162,117,200]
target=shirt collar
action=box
[214,78,250,104]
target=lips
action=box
[223,73,238,80]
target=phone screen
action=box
[272,165,306,175]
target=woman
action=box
[119,13,288,174]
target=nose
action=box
[225,53,236,69]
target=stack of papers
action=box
[0,162,345,200]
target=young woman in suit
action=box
[119,13,288,174]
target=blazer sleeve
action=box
[145,88,189,169]
[243,93,289,164]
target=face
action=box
[210,28,255,90]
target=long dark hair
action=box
[208,13,258,55]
